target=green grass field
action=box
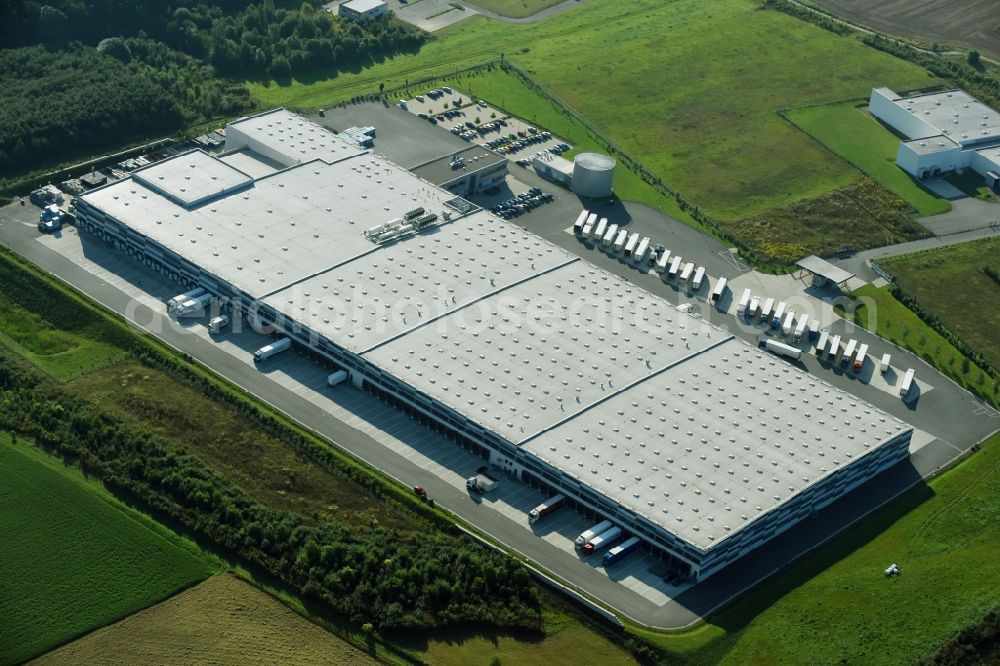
[836,284,998,408]
[0,442,215,664]
[249,0,934,223]
[881,238,1000,370]
[0,290,123,381]
[464,0,566,18]
[785,100,951,217]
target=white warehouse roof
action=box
[80,108,912,556]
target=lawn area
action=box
[0,441,215,665]
[785,100,951,217]
[836,284,998,407]
[881,237,1000,370]
[465,0,566,18]
[633,431,1000,664]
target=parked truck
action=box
[208,314,229,334]
[853,343,869,373]
[327,369,349,386]
[828,334,841,361]
[623,232,640,257]
[747,296,761,321]
[528,494,566,524]
[573,210,588,235]
[900,368,915,397]
[792,314,809,343]
[173,292,214,316]
[581,220,594,239]
[761,337,802,360]
[613,228,629,253]
[841,339,857,367]
[679,261,695,284]
[253,337,292,363]
[168,287,206,311]
[771,301,786,328]
[582,526,623,555]
[782,309,796,337]
[594,217,608,240]
[736,288,752,316]
[761,298,775,323]
[692,266,706,291]
[575,520,614,549]
[634,237,650,264]
[602,224,619,246]
[602,536,642,566]
[466,472,500,493]
[880,353,892,374]
[816,331,829,357]
[655,250,671,273]
[711,276,728,304]
[667,255,683,280]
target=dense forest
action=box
[0,0,425,181]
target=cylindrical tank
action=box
[571,152,616,198]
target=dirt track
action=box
[31,574,375,666]
[810,0,1000,57]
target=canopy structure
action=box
[796,255,854,288]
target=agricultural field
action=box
[417,623,635,665]
[835,284,998,408]
[881,238,1000,369]
[785,100,951,217]
[0,441,214,665]
[806,0,1000,57]
[464,0,567,18]
[633,431,1000,664]
[67,360,416,530]
[31,573,375,666]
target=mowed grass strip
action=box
[784,100,951,217]
[0,442,215,665]
[31,573,375,666]
[881,237,1000,370]
[836,284,997,407]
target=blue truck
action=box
[602,536,641,566]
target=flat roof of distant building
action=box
[340,0,387,12]
[410,145,506,186]
[885,89,1000,147]
[901,135,961,156]
[132,150,252,208]
[227,108,366,166]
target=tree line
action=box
[0,351,540,631]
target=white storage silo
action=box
[571,152,616,198]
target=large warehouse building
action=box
[75,109,913,581]
[871,86,1000,186]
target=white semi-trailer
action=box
[828,334,841,361]
[582,221,594,238]
[737,288,752,316]
[594,217,608,240]
[575,520,614,550]
[623,232,640,257]
[680,261,695,284]
[762,338,802,360]
[853,343,869,373]
[253,337,292,363]
[692,266,706,291]
[168,287,206,311]
[748,296,761,321]
[816,331,829,357]
[573,210,588,234]
[655,250,671,273]
[582,526,623,555]
[711,276,728,304]
[327,369,349,386]
[761,298,775,322]
[880,353,892,374]
[668,256,683,280]
[841,339,857,367]
[900,368,915,397]
[173,292,214,316]
[793,314,809,343]
[603,224,619,246]
[771,302,786,329]
[613,229,629,252]
[634,237,650,263]
[782,309,796,337]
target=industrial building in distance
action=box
[871,86,1000,189]
[75,108,913,581]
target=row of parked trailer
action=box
[524,495,648,568]
[737,287,918,398]
[572,210,728,302]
